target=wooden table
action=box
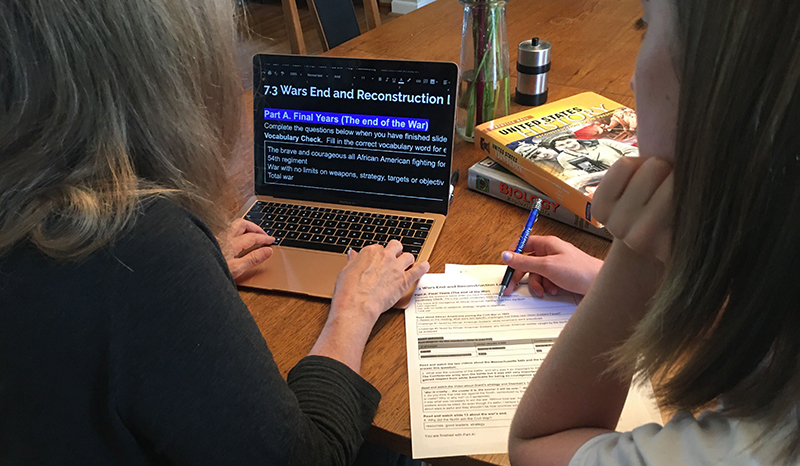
[234,0,643,464]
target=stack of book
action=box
[469,92,639,240]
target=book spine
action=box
[468,159,612,240]
[474,128,603,228]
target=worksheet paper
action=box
[405,265,661,459]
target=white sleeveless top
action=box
[570,409,798,466]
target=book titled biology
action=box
[467,157,612,240]
[474,92,638,227]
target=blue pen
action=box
[497,198,542,300]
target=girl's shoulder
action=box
[570,409,798,466]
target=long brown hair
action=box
[0,0,241,259]
[613,0,800,459]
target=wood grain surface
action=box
[232,0,642,463]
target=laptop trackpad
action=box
[236,247,348,299]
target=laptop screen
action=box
[253,54,458,215]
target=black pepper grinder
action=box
[515,37,552,106]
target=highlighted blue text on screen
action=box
[265,109,429,131]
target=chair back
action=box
[280,0,382,54]
[309,0,362,50]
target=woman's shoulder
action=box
[104,196,233,291]
[115,197,223,261]
[125,197,218,247]
[570,409,796,466]
[0,197,225,283]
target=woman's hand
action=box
[331,240,430,321]
[592,156,673,263]
[501,236,603,297]
[311,240,430,373]
[218,218,274,283]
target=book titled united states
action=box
[474,92,638,227]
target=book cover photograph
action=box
[474,92,638,227]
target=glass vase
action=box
[456,0,511,142]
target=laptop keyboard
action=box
[244,201,432,259]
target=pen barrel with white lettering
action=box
[515,198,542,253]
[499,199,542,295]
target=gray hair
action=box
[0,0,241,258]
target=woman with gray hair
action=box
[0,1,427,464]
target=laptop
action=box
[235,54,458,306]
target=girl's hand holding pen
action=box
[499,157,673,299]
[501,236,603,297]
[592,156,673,264]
